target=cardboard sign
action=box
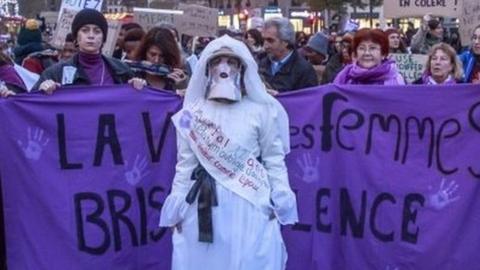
[175,4,218,37]
[133,7,177,32]
[59,0,103,11]
[102,20,122,57]
[40,11,59,28]
[51,8,77,49]
[391,53,428,83]
[383,0,460,18]
[459,0,480,46]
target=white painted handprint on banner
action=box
[125,154,150,186]
[295,153,320,183]
[17,127,50,160]
[428,178,460,210]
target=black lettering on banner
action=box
[321,92,348,152]
[335,109,365,151]
[291,189,312,232]
[75,192,110,255]
[302,124,315,149]
[366,114,402,161]
[340,188,366,238]
[401,193,425,244]
[288,187,424,244]
[143,112,174,163]
[107,190,139,251]
[75,187,167,255]
[370,193,396,242]
[289,126,300,149]
[316,188,331,233]
[402,116,435,167]
[468,101,480,179]
[57,114,83,170]
[149,186,167,241]
[93,114,124,166]
[435,119,460,175]
[137,187,148,245]
[290,125,315,150]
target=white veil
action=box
[183,35,290,153]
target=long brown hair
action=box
[0,50,12,66]
[134,27,181,68]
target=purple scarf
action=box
[78,52,114,85]
[421,72,457,85]
[0,64,26,91]
[334,59,404,85]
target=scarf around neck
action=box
[335,59,400,85]
[421,73,457,85]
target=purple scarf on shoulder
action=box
[420,72,457,85]
[0,64,26,91]
[334,59,404,85]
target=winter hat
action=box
[71,9,108,42]
[17,19,42,46]
[306,32,329,57]
[427,19,441,30]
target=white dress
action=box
[160,99,298,270]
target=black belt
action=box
[185,165,218,243]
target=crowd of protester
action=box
[1,10,480,98]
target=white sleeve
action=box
[159,131,199,227]
[259,105,298,225]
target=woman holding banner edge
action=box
[33,9,146,93]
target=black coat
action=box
[258,50,318,92]
[33,53,134,89]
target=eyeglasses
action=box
[356,46,381,53]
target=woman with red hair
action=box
[334,28,405,85]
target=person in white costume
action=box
[159,35,298,270]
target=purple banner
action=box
[280,84,480,270]
[1,84,480,269]
[0,86,181,270]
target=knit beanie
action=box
[71,9,108,42]
[17,19,42,46]
[306,32,329,57]
[427,19,441,31]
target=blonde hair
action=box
[25,19,39,30]
[425,43,463,80]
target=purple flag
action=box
[1,84,480,269]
